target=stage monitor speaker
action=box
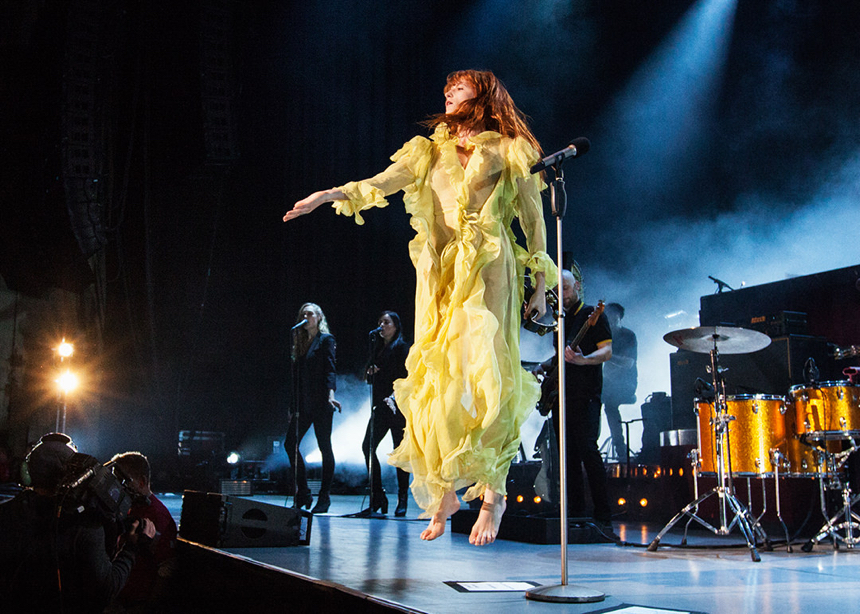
[669,335,831,422]
[180,490,312,548]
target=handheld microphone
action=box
[291,318,308,331]
[369,326,384,336]
[530,137,590,174]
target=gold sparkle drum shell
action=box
[788,381,860,440]
[696,395,788,476]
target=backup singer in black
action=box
[363,311,411,516]
[286,303,341,514]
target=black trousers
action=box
[362,404,409,496]
[286,406,335,496]
[554,395,612,523]
[602,397,628,461]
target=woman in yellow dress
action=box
[284,70,557,545]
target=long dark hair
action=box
[423,69,542,155]
[379,310,402,344]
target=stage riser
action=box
[175,540,415,614]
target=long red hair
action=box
[424,70,542,155]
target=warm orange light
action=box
[617,497,627,506]
[516,495,524,503]
[533,496,542,504]
[56,370,79,394]
[639,498,649,508]
[58,339,74,358]
[679,468,684,477]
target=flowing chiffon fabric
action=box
[333,124,557,518]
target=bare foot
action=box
[420,490,461,541]
[469,489,506,546]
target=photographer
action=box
[108,452,178,613]
[0,433,155,614]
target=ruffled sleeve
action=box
[333,181,387,226]
[508,137,558,288]
[332,135,433,224]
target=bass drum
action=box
[696,395,788,476]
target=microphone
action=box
[291,318,308,331]
[369,326,384,336]
[530,137,590,173]
[708,276,734,293]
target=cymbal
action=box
[663,326,772,355]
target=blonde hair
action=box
[292,302,330,360]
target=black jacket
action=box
[294,332,337,415]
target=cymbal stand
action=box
[648,340,770,561]
[802,438,860,551]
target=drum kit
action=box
[647,325,860,561]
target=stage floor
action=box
[161,492,860,614]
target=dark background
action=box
[1,0,858,470]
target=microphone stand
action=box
[290,329,303,508]
[346,332,383,518]
[526,161,605,604]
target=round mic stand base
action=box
[525,584,605,604]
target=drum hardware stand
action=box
[648,339,770,562]
[801,439,860,552]
[769,449,793,552]
[622,417,642,476]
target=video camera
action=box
[55,453,136,526]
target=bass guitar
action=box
[536,300,605,416]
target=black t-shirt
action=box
[564,300,612,400]
[603,325,638,401]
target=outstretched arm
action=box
[283,188,346,222]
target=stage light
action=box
[56,370,79,394]
[517,495,524,503]
[639,498,649,508]
[58,339,74,359]
[617,497,627,507]
[679,468,685,476]
[533,496,541,504]
[227,451,241,465]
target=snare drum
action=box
[696,395,788,476]
[788,381,860,440]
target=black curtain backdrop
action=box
[2,0,858,459]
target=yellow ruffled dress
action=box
[333,124,558,518]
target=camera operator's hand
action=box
[127,518,156,546]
